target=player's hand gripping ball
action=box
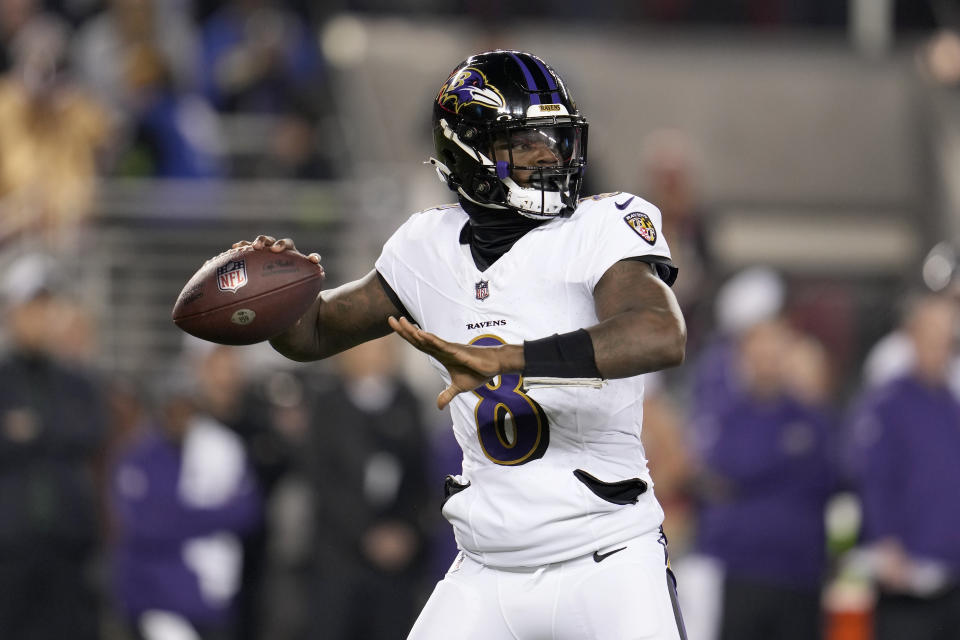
[172,240,324,345]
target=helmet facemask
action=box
[491,123,586,219]
[432,116,588,220]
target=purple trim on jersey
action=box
[508,52,541,105]
[496,160,510,179]
[531,56,562,104]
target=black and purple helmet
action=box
[430,50,588,219]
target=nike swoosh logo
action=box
[614,196,635,210]
[593,546,627,562]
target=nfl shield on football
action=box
[172,246,324,345]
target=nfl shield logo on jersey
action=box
[217,260,248,292]
[475,280,490,301]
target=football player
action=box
[239,50,688,639]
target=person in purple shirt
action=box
[847,293,960,640]
[692,317,837,640]
[689,267,786,424]
[109,379,261,640]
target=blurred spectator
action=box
[117,42,224,178]
[188,342,297,640]
[72,0,199,118]
[51,295,101,367]
[109,377,261,640]
[254,109,333,179]
[689,266,786,421]
[72,0,222,178]
[0,14,110,246]
[0,252,108,640]
[863,244,960,398]
[200,0,323,115]
[847,293,960,640]
[692,318,837,640]
[672,265,787,640]
[303,336,432,640]
[641,129,715,353]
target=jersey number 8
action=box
[470,335,550,465]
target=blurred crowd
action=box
[0,249,444,640]
[0,0,340,248]
[0,0,945,237]
[0,0,947,247]
[0,1,959,640]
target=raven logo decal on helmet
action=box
[437,68,505,114]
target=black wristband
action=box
[522,329,602,378]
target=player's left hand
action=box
[388,316,522,410]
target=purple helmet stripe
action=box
[507,52,541,105]
[531,56,562,104]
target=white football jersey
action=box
[375,192,675,567]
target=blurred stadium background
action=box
[1,1,958,639]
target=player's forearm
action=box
[587,307,686,379]
[270,271,396,361]
[510,308,683,381]
[269,292,325,361]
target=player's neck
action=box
[459,198,543,271]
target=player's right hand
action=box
[233,235,322,266]
[388,315,524,410]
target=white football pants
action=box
[408,528,687,640]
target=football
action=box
[172,246,324,345]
